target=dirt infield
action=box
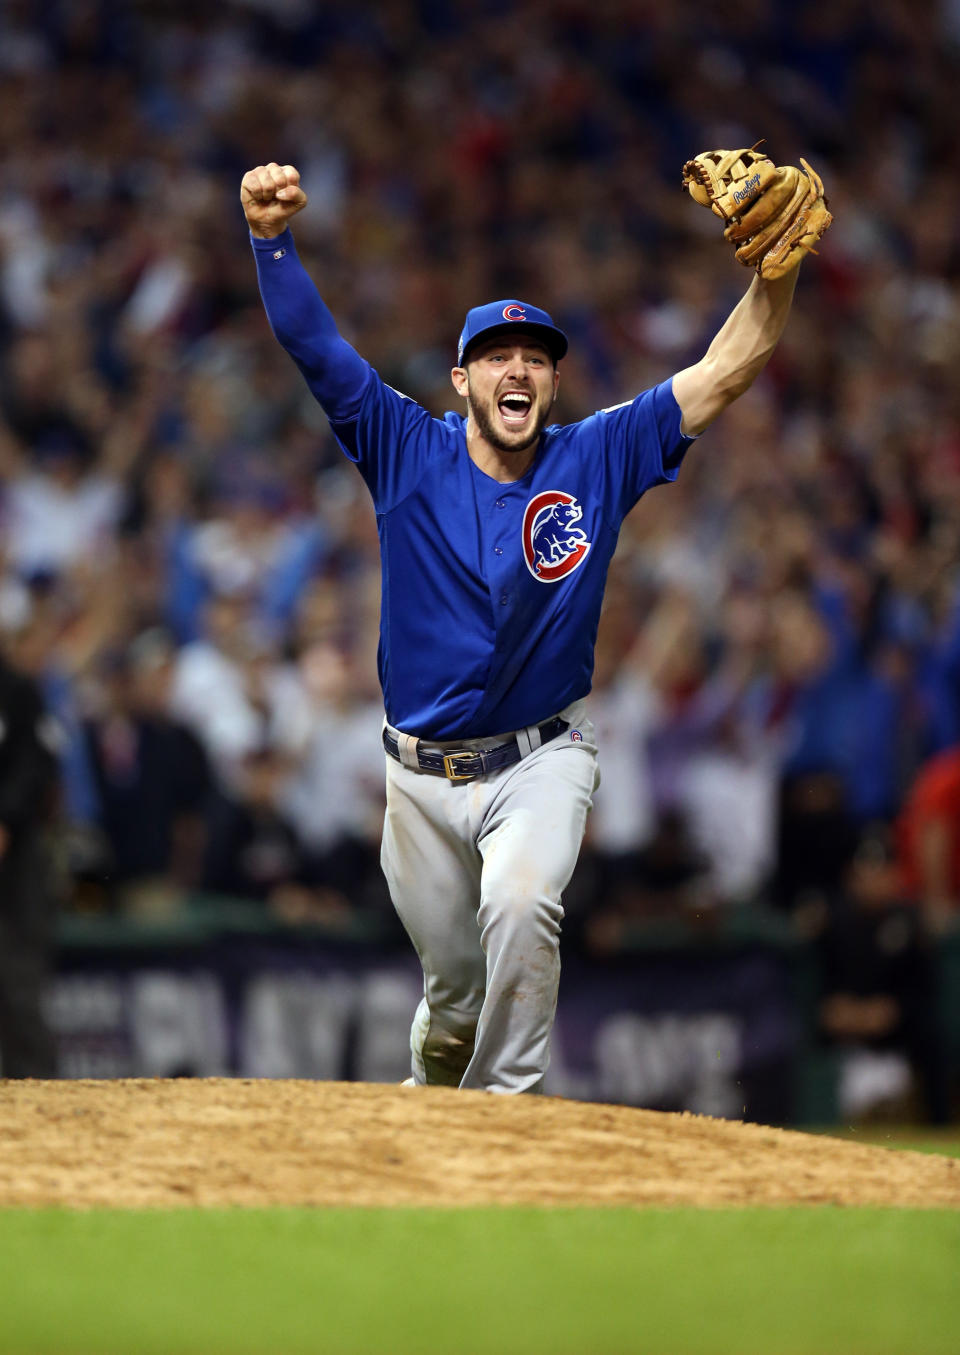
[0,1079,957,1209]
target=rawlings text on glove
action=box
[681,146,832,280]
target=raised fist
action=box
[240,163,308,239]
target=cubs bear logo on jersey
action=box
[522,490,592,582]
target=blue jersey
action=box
[254,229,694,739]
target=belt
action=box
[382,716,569,781]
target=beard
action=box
[467,381,555,455]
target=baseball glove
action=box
[681,145,832,280]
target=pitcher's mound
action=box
[0,1079,957,1209]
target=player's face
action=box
[454,335,559,454]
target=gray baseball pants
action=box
[380,699,598,1093]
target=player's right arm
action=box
[241,162,370,422]
[242,163,437,508]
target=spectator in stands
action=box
[896,746,960,934]
[816,827,952,1123]
[82,629,212,914]
[0,642,61,1077]
[277,637,387,907]
[161,462,328,644]
[201,743,303,905]
[168,591,310,791]
[201,736,361,931]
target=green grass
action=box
[820,1127,960,1157]
[1,1207,958,1355]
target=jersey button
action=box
[494,546,503,556]
[499,593,508,605]
[495,499,506,509]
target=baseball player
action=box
[241,159,809,1094]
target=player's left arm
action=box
[671,270,797,436]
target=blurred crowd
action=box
[1,0,959,1108]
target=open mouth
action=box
[498,391,533,428]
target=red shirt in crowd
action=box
[896,747,960,904]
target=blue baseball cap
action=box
[456,300,568,365]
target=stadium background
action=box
[1,0,959,1127]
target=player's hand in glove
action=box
[241,162,308,240]
[681,146,831,280]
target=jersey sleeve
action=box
[328,378,437,511]
[252,228,371,422]
[593,377,697,522]
[253,228,437,511]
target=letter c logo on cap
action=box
[502,304,526,321]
